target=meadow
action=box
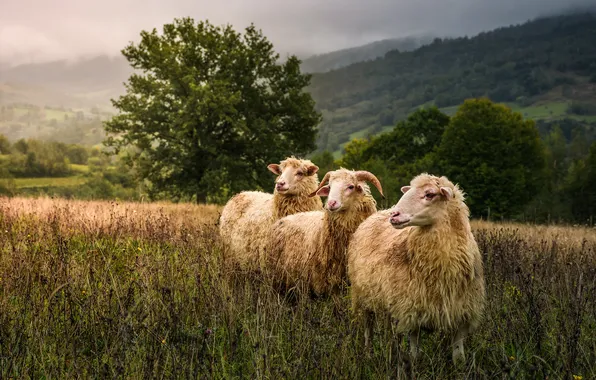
[0,196,594,379]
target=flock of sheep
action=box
[219,156,486,364]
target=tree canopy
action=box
[436,98,546,218]
[104,18,321,203]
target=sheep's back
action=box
[220,191,274,269]
[265,211,326,288]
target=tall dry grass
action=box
[0,196,594,379]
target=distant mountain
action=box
[300,36,433,73]
[0,55,132,108]
[308,12,596,153]
[2,13,596,152]
[0,37,434,108]
[0,55,131,91]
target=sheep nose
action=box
[327,200,339,210]
[391,211,400,217]
[276,181,286,187]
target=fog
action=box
[1,0,594,65]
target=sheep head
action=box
[389,173,464,229]
[308,168,384,212]
[267,156,319,196]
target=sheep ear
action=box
[316,185,330,197]
[267,164,282,175]
[440,187,454,198]
[401,186,411,194]
[306,165,319,176]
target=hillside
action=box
[300,35,433,73]
[2,13,596,150]
[308,12,596,153]
[0,55,131,109]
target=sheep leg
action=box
[409,328,421,360]
[364,310,374,353]
[451,323,469,364]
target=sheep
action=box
[219,157,323,270]
[347,173,485,364]
[265,168,384,296]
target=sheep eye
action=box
[296,171,304,176]
[348,185,355,190]
[425,193,436,200]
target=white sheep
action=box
[264,168,384,296]
[347,173,485,364]
[219,157,323,270]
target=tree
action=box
[366,106,450,167]
[308,150,337,176]
[0,134,11,154]
[338,138,371,170]
[566,142,596,223]
[436,98,546,218]
[104,18,321,203]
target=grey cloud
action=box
[0,0,593,65]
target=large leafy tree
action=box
[436,98,546,218]
[105,18,321,203]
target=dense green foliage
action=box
[436,99,546,218]
[105,18,321,203]
[567,142,596,223]
[0,134,141,201]
[0,137,80,178]
[0,201,594,378]
[309,12,596,152]
[334,99,595,223]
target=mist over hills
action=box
[299,35,434,73]
[0,34,433,109]
[1,10,595,150]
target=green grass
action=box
[505,101,570,119]
[568,114,596,122]
[0,199,594,378]
[439,105,459,116]
[70,164,90,173]
[14,176,87,189]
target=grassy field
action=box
[13,176,87,189]
[0,197,594,378]
[70,164,90,174]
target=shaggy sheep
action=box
[347,173,485,364]
[265,168,384,296]
[219,157,323,270]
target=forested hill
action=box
[308,12,596,153]
[299,36,433,73]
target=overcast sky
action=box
[0,0,593,66]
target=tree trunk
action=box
[196,191,207,204]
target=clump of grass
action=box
[0,196,594,378]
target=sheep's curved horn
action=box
[355,171,385,199]
[308,171,331,197]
